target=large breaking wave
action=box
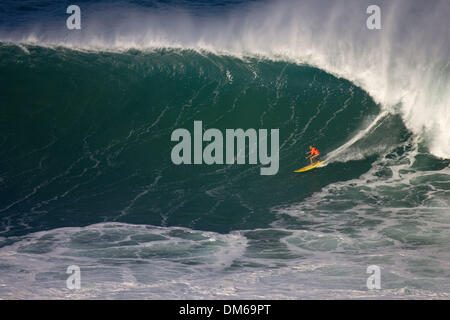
[1,0,450,299]
[1,0,449,158]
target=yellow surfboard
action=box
[294,161,324,173]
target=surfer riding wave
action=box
[306,145,320,164]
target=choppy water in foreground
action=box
[1,0,450,299]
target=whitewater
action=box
[1,0,449,158]
[0,0,449,299]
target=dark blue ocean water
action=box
[0,0,450,299]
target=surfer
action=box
[306,145,320,164]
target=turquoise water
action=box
[0,45,391,234]
[0,0,450,299]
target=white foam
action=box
[0,222,248,298]
[2,0,449,158]
[324,111,390,163]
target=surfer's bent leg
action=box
[312,154,319,163]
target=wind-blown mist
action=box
[1,0,450,299]
[1,0,449,158]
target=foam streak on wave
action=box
[325,111,389,163]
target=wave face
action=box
[1,45,391,234]
[1,0,450,158]
[0,0,450,299]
